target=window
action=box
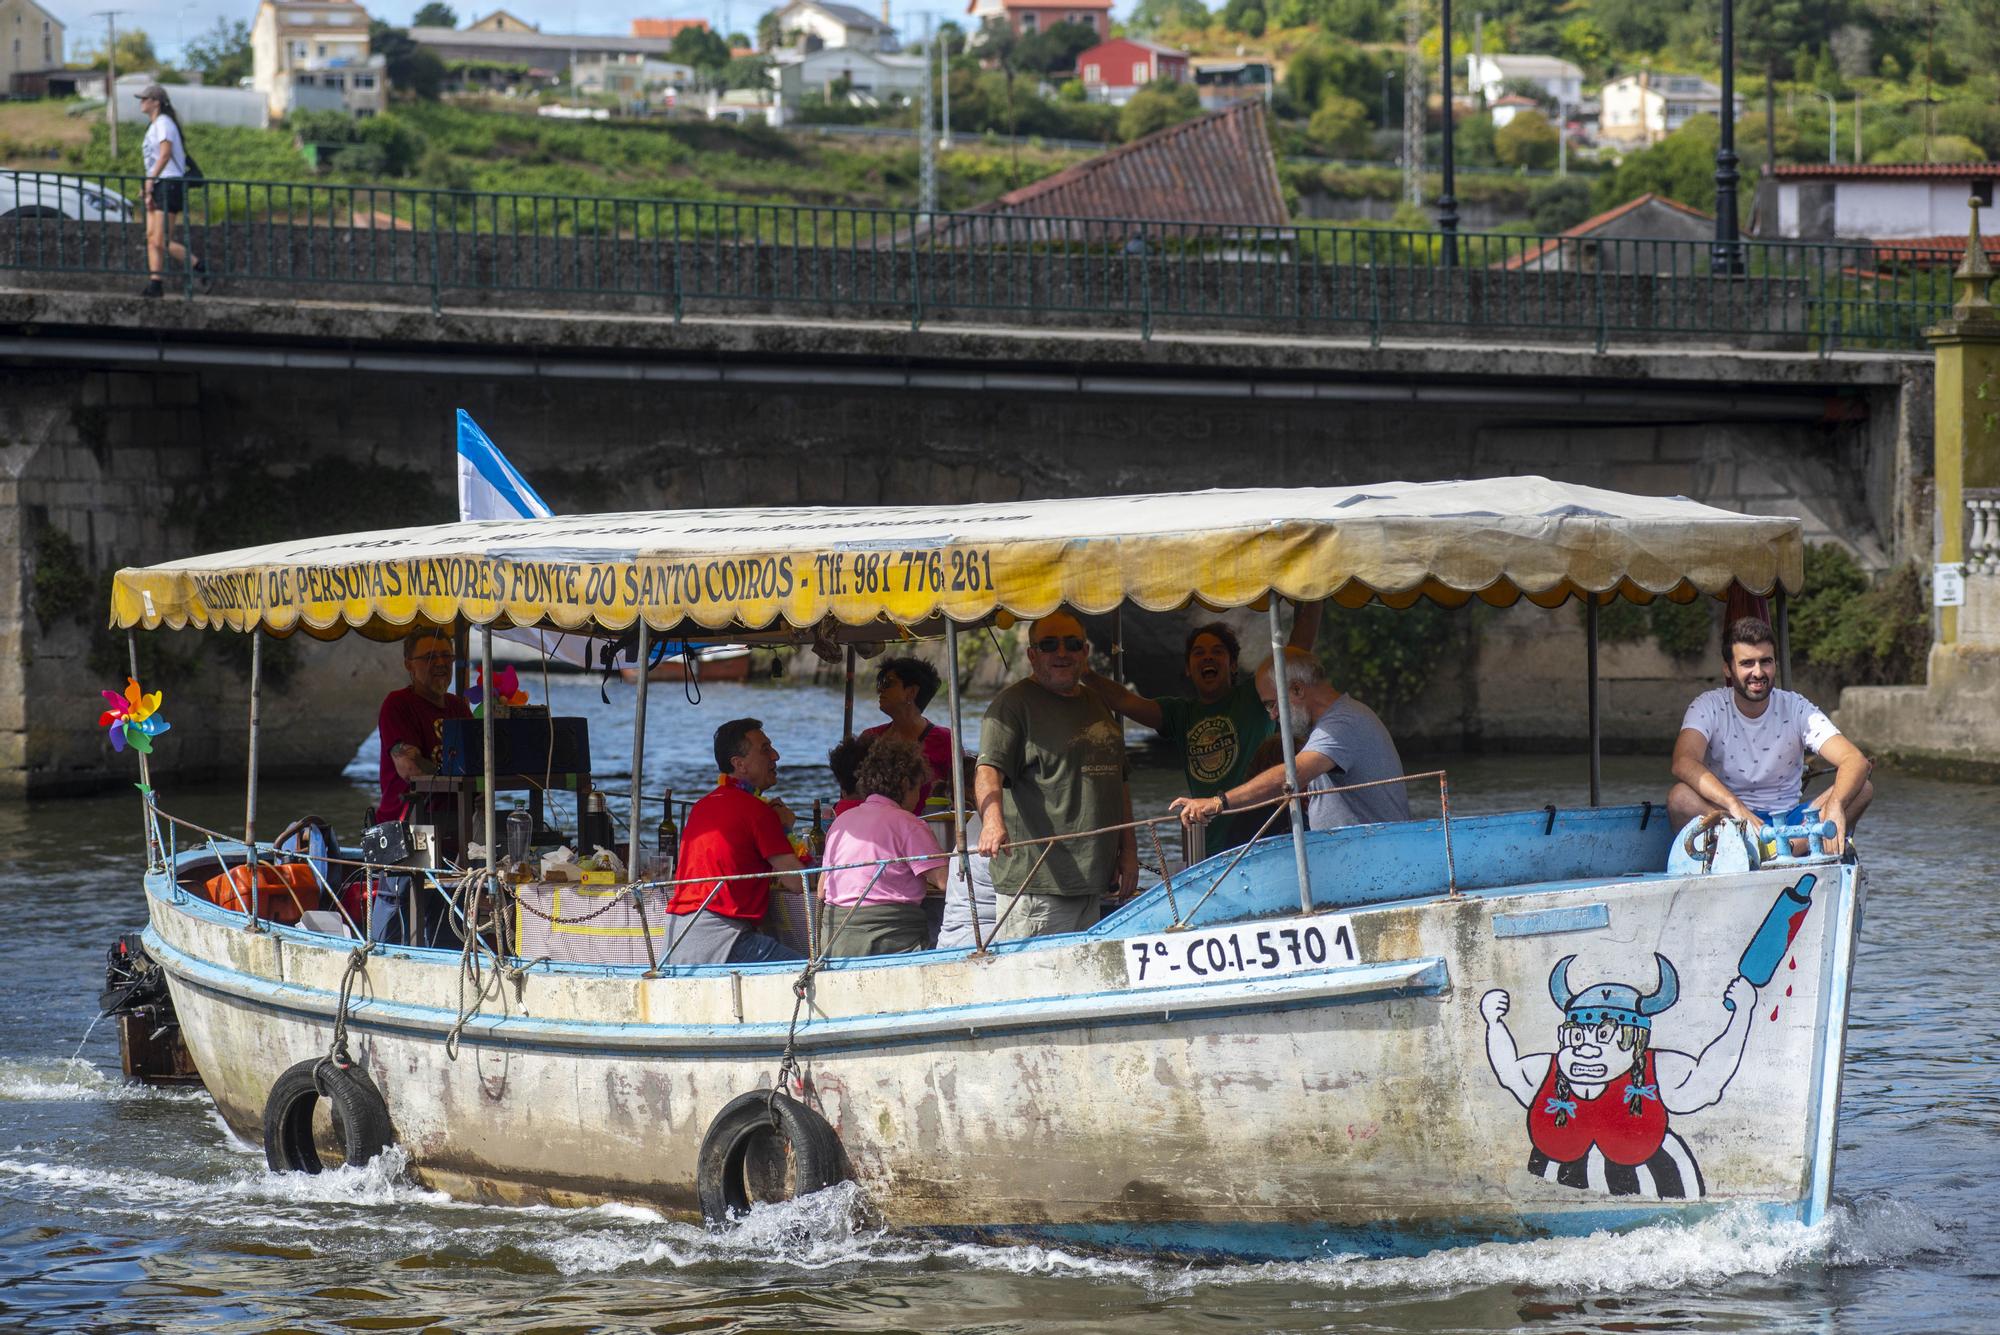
[1018,12,1037,32]
[1082,62,1098,82]
[317,43,327,55]
[1976,181,1995,207]
[1132,61,1146,82]
[354,73,375,88]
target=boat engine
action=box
[101,933,204,1087]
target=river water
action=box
[3,677,1995,1333]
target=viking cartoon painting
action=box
[1479,954,1756,1198]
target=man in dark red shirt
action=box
[662,717,805,965]
[376,629,472,824]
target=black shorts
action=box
[147,178,186,215]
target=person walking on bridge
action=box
[135,84,209,300]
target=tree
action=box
[82,28,159,71]
[669,25,733,71]
[370,20,443,99]
[1118,79,1200,140]
[1880,133,1987,162]
[412,2,458,27]
[1127,0,1211,31]
[1285,39,1393,124]
[1219,0,1266,36]
[1307,93,1371,155]
[1010,20,1099,76]
[1495,108,1559,168]
[756,9,785,50]
[1528,176,1594,231]
[1595,114,1721,211]
[183,18,253,85]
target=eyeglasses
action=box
[411,651,456,664]
[1260,697,1280,716]
[1034,636,1086,654]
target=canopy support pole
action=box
[1269,601,1314,914]
[244,632,263,930]
[842,646,856,740]
[1775,588,1792,691]
[1586,597,1601,808]
[481,626,498,942]
[127,631,160,869]
[627,619,651,882]
[944,619,983,953]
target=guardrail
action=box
[0,171,1955,351]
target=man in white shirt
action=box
[1667,617,1873,853]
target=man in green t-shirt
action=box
[1084,599,1321,854]
[976,612,1137,939]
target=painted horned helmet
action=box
[1548,953,1680,1031]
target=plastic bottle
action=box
[805,799,827,866]
[505,807,532,868]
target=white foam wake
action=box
[0,1057,207,1104]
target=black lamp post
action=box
[1438,0,1459,266]
[1382,68,1397,130]
[1711,0,1742,274]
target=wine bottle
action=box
[805,798,827,865]
[655,788,678,871]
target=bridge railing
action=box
[0,171,1955,351]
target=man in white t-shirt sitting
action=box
[1667,616,1873,853]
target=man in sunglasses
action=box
[376,628,472,825]
[976,613,1137,938]
[1082,601,1321,853]
[1172,647,1410,835]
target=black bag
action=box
[181,150,204,185]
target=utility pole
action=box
[1401,0,1423,208]
[1471,11,1483,109]
[919,11,937,218]
[1853,94,1862,166]
[939,24,951,149]
[93,10,125,161]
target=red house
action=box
[1076,37,1187,104]
[966,0,1113,39]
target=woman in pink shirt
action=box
[820,738,947,956]
[861,656,961,808]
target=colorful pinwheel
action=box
[99,677,171,754]
[466,664,529,717]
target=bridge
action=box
[0,174,1945,793]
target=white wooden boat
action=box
[106,479,1857,1259]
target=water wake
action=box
[0,1057,206,1104]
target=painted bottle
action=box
[1728,873,1818,1009]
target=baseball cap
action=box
[134,83,168,102]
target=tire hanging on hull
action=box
[696,1090,846,1223]
[263,1057,396,1174]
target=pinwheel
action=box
[466,664,529,717]
[99,677,171,755]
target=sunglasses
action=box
[1034,636,1086,654]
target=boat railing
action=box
[145,768,1459,960]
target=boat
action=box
[616,643,754,683]
[103,478,1860,1260]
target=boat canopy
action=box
[108,477,1804,641]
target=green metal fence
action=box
[0,171,1959,351]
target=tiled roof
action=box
[981,0,1115,10]
[1774,163,1997,180]
[1868,234,2000,263]
[782,0,893,30]
[630,18,709,38]
[921,102,1286,244]
[1496,193,1711,270]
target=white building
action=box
[1597,71,1740,148]
[766,0,897,53]
[0,0,62,95]
[1467,53,1581,109]
[768,45,926,104]
[572,53,694,99]
[251,0,388,118]
[1771,164,1998,242]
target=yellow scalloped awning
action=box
[108,478,1804,640]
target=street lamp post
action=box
[1711,0,1742,274]
[1382,68,1398,132]
[1438,0,1458,266]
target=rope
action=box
[326,941,374,1069]
[1146,819,1180,924]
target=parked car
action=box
[0,171,136,223]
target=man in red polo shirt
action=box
[376,628,472,824]
[662,717,806,965]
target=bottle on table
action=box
[655,788,678,879]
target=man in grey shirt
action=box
[1171,647,1410,834]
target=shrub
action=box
[1118,81,1200,141]
[1528,176,1594,232]
[1495,109,1558,170]
[1791,544,1929,686]
[1317,600,1460,731]
[1877,133,1987,164]
[1307,94,1371,157]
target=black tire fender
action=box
[696,1090,846,1223]
[262,1057,395,1174]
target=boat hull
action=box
[145,836,1861,1259]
